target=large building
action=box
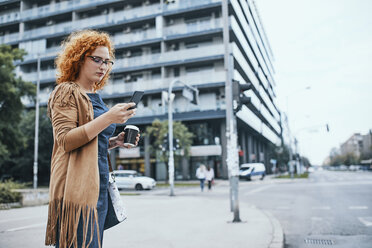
[1,0,282,180]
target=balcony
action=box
[163,0,221,12]
[100,71,226,95]
[0,32,19,43]
[115,43,224,70]
[20,4,161,41]
[0,11,20,25]
[114,28,159,46]
[19,69,55,83]
[165,18,222,37]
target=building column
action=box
[144,135,151,177]
[181,156,189,180]
[220,121,228,179]
[241,130,247,163]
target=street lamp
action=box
[284,85,311,174]
[167,79,199,196]
[33,54,41,189]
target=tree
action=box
[0,45,35,172]
[145,119,193,161]
[8,108,53,184]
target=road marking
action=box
[349,206,368,210]
[245,185,273,195]
[311,217,323,221]
[312,206,331,210]
[0,216,41,224]
[3,222,45,232]
[276,206,290,210]
[358,217,372,227]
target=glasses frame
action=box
[87,55,114,67]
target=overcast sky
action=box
[255,0,372,164]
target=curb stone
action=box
[263,210,284,248]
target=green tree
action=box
[8,108,53,184]
[0,45,35,173]
[145,119,194,162]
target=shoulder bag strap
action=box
[107,154,113,173]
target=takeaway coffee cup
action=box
[123,125,139,147]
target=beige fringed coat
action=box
[45,82,100,248]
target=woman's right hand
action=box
[106,103,136,124]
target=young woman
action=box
[45,30,139,248]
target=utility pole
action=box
[222,0,241,222]
[33,54,40,189]
[167,80,199,196]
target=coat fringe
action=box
[45,198,101,248]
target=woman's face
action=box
[79,46,112,86]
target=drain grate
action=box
[304,238,334,245]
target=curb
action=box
[263,210,285,248]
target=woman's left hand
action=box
[109,132,140,149]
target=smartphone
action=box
[128,91,144,110]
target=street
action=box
[0,170,371,248]
[241,170,372,248]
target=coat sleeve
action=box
[48,83,91,153]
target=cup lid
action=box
[124,125,139,131]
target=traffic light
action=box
[232,80,252,113]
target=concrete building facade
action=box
[1,0,282,180]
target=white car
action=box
[239,163,266,181]
[113,170,156,190]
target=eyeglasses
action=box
[87,56,114,67]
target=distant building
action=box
[0,0,282,180]
[340,133,363,157]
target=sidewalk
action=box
[103,184,284,248]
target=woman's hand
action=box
[109,131,141,149]
[106,103,136,124]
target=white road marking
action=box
[311,217,323,221]
[312,206,331,210]
[3,222,45,232]
[245,185,273,195]
[276,206,291,210]
[0,216,41,224]
[349,206,368,210]
[358,217,372,227]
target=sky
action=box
[255,0,372,164]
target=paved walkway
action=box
[103,183,284,248]
[0,180,284,248]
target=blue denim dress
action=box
[56,93,115,248]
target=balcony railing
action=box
[0,11,20,24]
[165,18,222,36]
[19,69,56,83]
[21,4,161,41]
[115,43,224,69]
[20,43,224,83]
[163,0,221,11]
[100,71,225,95]
[0,32,19,43]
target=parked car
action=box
[239,163,266,181]
[113,170,156,190]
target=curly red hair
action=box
[55,29,115,91]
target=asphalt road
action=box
[239,170,372,248]
[1,169,371,248]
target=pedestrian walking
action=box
[45,30,139,248]
[196,164,206,192]
[206,166,215,190]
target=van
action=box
[239,163,266,181]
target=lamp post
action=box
[167,79,199,196]
[33,54,40,189]
[284,86,311,174]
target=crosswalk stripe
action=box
[349,206,368,210]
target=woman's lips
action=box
[96,72,104,77]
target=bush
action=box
[0,180,24,203]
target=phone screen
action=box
[128,91,144,110]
